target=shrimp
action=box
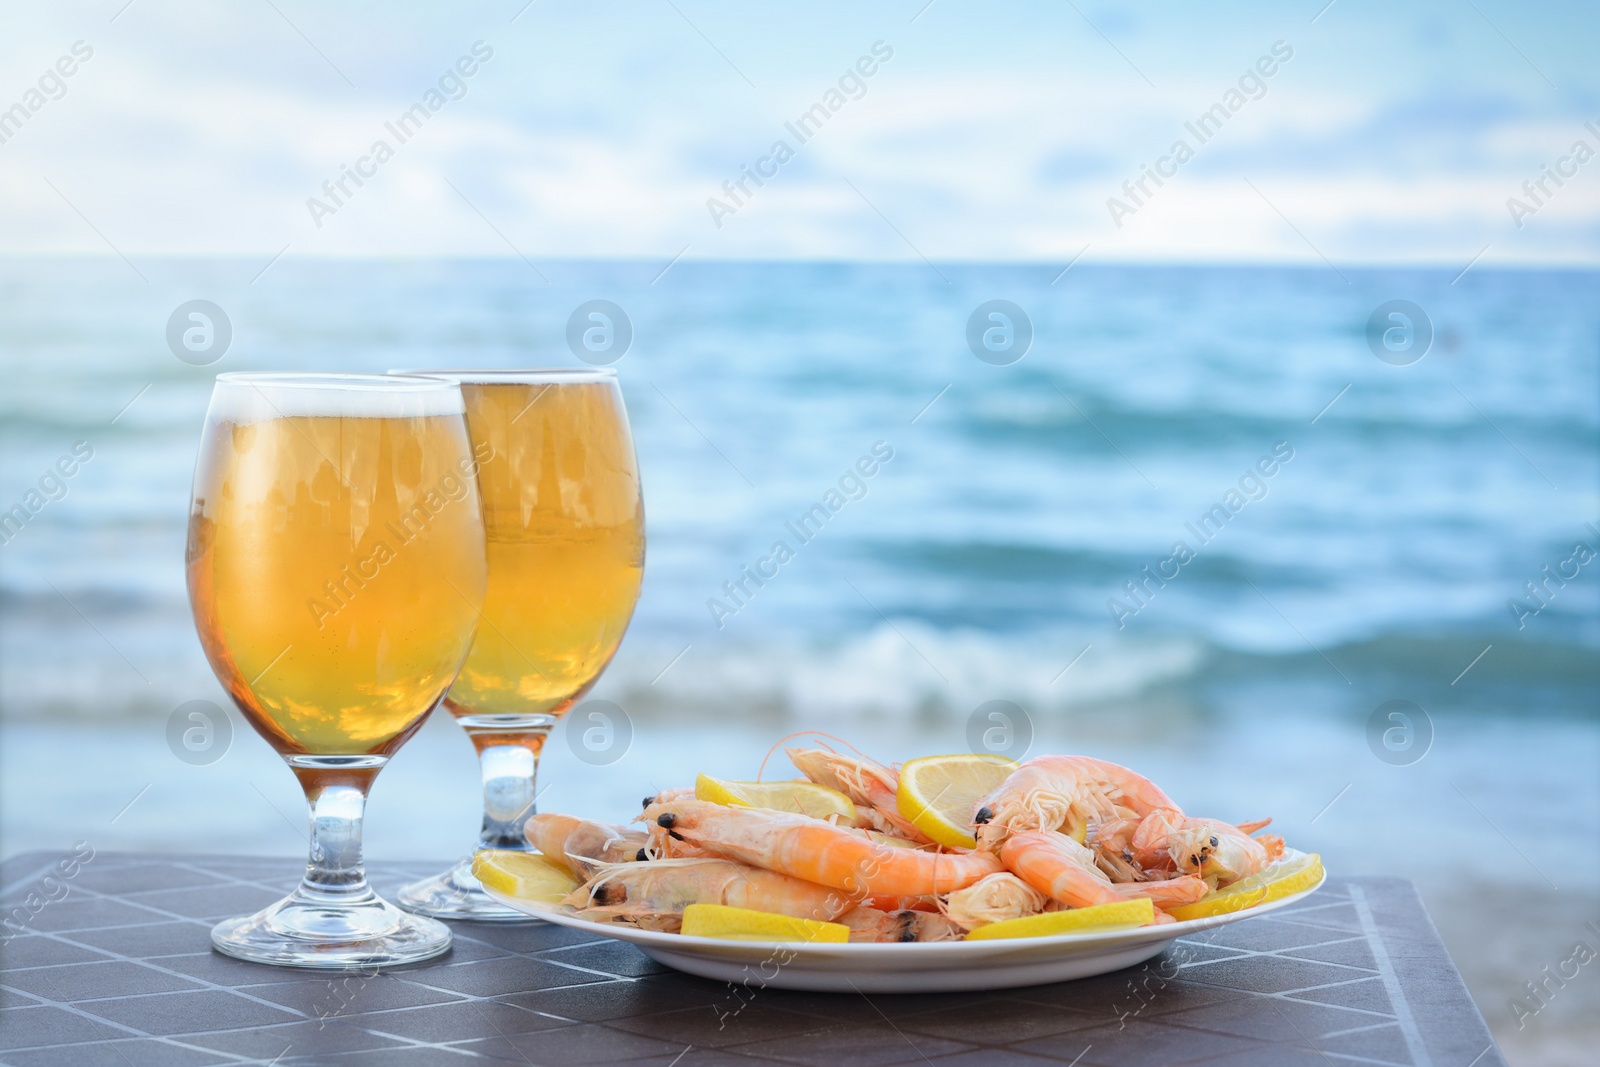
[642,786,695,809]
[1001,830,1208,911]
[1084,814,1151,882]
[940,872,1050,931]
[525,814,648,879]
[1128,809,1273,888]
[565,858,851,930]
[973,756,1181,851]
[838,906,964,943]
[786,748,934,844]
[644,798,1003,896]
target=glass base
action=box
[212,890,453,969]
[396,855,541,923]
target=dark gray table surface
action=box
[0,852,1504,1066]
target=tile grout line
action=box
[1347,883,1432,1067]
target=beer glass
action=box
[186,373,488,967]
[390,369,644,921]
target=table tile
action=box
[451,1022,689,1064]
[1014,1018,1255,1067]
[897,997,1104,1044]
[3,1037,235,1067]
[77,988,302,1036]
[54,920,213,959]
[726,1021,974,1066]
[1,935,112,968]
[611,1001,823,1048]
[179,1017,409,1059]
[0,854,1508,1066]
[0,1004,132,1050]
[343,998,576,1042]
[2,959,205,1001]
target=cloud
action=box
[0,2,1594,264]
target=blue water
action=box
[2,258,1595,726]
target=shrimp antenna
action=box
[757,730,887,781]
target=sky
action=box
[1,0,1596,265]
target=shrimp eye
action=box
[1189,854,1201,866]
[642,796,656,809]
[974,807,993,824]
[1209,836,1219,848]
[657,813,678,828]
[634,848,648,862]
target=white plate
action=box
[479,872,1326,993]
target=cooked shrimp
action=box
[1001,830,1208,911]
[786,747,934,843]
[565,858,851,929]
[642,786,695,809]
[940,872,1050,930]
[1129,809,1273,888]
[1085,814,1151,882]
[525,814,648,878]
[974,756,1181,851]
[838,906,964,943]
[643,798,1003,896]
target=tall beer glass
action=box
[390,369,644,921]
[187,373,488,967]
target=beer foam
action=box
[208,375,465,425]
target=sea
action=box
[1,258,1596,1058]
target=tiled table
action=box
[1,852,1503,1066]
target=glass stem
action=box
[469,725,550,852]
[290,756,384,907]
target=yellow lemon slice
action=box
[695,773,858,823]
[896,753,1017,849]
[964,898,1154,940]
[471,850,579,905]
[680,903,850,943]
[1166,851,1324,922]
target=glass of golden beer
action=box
[389,369,645,921]
[187,373,488,967]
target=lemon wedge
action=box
[680,903,850,943]
[695,773,858,822]
[896,753,1017,849]
[1166,851,1324,921]
[471,850,579,905]
[964,897,1154,940]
